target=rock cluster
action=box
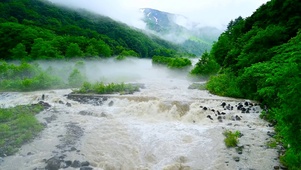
[67,94,108,106]
[44,156,93,170]
[201,101,261,122]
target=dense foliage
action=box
[152,56,192,69]
[0,60,89,91]
[202,0,301,168]
[0,104,44,156]
[76,82,140,95]
[190,51,220,76]
[0,0,187,60]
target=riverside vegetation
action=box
[190,0,301,168]
[0,103,46,157]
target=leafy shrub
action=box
[223,130,241,147]
[76,82,140,94]
[206,71,243,98]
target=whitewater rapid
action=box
[0,58,279,170]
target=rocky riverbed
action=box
[0,87,283,170]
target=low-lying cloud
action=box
[49,0,269,30]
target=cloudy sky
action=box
[49,0,269,30]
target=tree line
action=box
[191,0,301,168]
[0,0,190,60]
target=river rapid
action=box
[0,58,279,170]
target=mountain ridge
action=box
[141,8,222,56]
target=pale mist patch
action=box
[36,57,195,84]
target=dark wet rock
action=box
[44,115,58,123]
[280,165,288,170]
[58,155,66,160]
[70,147,77,151]
[267,131,276,137]
[71,160,81,168]
[79,111,93,116]
[27,152,33,156]
[235,115,242,121]
[206,115,213,120]
[81,161,90,166]
[37,101,51,109]
[233,156,240,162]
[236,146,244,154]
[221,102,226,108]
[108,101,114,107]
[217,116,223,122]
[64,160,72,168]
[56,123,84,150]
[42,94,45,100]
[274,166,280,169]
[45,156,61,170]
[80,167,93,170]
[66,102,72,107]
[203,107,208,111]
[67,94,106,106]
[58,100,64,104]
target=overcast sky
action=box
[49,0,269,30]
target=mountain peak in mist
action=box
[141,8,222,56]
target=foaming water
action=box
[0,58,279,170]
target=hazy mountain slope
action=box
[0,0,186,60]
[141,8,222,56]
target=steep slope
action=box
[200,0,301,168]
[0,0,185,60]
[141,8,222,56]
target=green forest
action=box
[192,0,301,168]
[0,0,189,61]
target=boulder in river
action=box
[45,156,61,170]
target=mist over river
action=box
[0,58,279,170]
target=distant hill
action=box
[141,8,222,56]
[0,0,188,60]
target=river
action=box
[0,58,279,170]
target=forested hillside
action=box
[0,0,186,60]
[192,0,301,168]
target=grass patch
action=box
[267,140,278,148]
[0,104,44,156]
[223,130,241,148]
[74,81,140,95]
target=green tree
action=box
[190,52,220,76]
[10,43,28,60]
[65,43,83,58]
[30,38,60,60]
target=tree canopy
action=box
[0,0,189,60]
[199,0,301,168]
